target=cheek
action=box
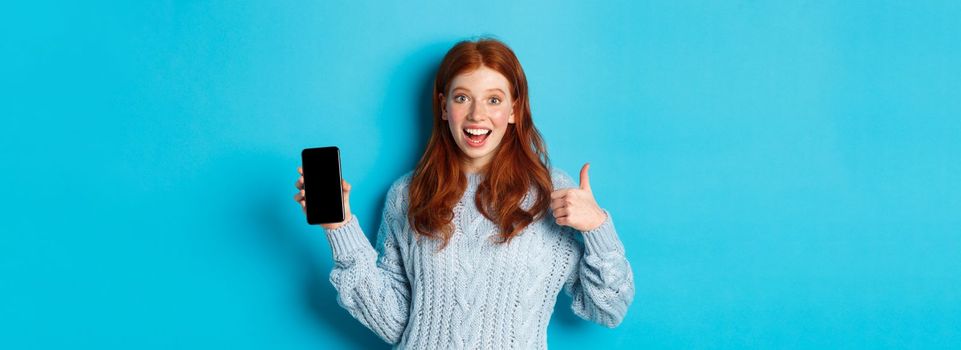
[489,108,512,128]
[446,108,466,137]
[446,117,459,136]
[447,104,469,121]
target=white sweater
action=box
[324,169,635,349]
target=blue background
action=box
[2,1,959,349]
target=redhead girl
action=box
[294,38,634,349]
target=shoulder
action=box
[380,172,413,234]
[385,171,414,204]
[390,171,414,193]
[549,167,578,190]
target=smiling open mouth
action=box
[463,128,491,145]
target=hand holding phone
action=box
[296,146,352,229]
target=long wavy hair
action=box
[407,38,553,250]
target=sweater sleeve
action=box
[324,182,411,344]
[563,210,635,328]
[549,169,635,328]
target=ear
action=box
[439,93,447,120]
[508,101,516,124]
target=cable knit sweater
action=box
[323,169,635,349]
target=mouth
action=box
[462,128,492,147]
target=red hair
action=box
[407,38,553,250]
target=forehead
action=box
[449,66,511,93]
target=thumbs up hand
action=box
[550,163,607,232]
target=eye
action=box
[453,95,469,103]
[489,96,501,105]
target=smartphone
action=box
[301,146,345,225]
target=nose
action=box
[467,101,489,121]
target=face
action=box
[440,66,516,172]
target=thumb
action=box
[579,163,591,191]
[342,179,352,220]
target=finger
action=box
[296,176,303,190]
[298,166,303,175]
[550,189,569,199]
[556,217,568,227]
[342,180,351,202]
[579,163,591,191]
[553,207,569,218]
[294,192,303,202]
[551,198,567,210]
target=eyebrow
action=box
[451,86,507,95]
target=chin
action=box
[457,141,496,161]
[459,147,491,159]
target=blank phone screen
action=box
[301,146,345,225]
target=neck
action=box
[465,168,484,189]
[462,156,491,174]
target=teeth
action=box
[465,128,491,135]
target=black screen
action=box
[301,146,345,225]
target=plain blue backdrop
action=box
[2,1,959,349]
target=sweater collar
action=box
[465,171,484,191]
